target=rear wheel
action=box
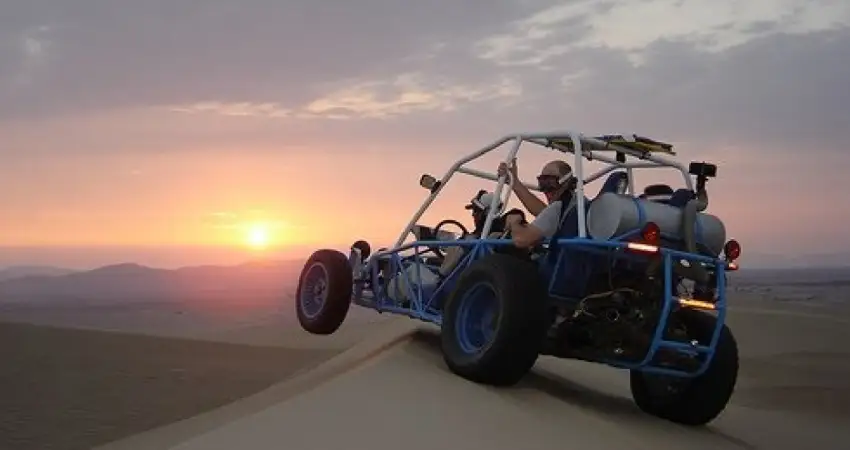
[630,309,738,425]
[441,254,547,386]
[296,249,353,335]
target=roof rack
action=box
[548,134,675,156]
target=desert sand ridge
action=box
[94,318,418,450]
[90,304,850,450]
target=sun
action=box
[245,223,271,250]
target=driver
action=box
[466,190,504,237]
[438,190,525,276]
[387,189,529,305]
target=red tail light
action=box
[724,239,740,270]
[641,222,661,245]
[626,222,661,254]
[724,239,741,261]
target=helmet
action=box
[464,190,502,212]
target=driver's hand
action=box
[497,158,518,179]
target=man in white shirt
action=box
[497,159,577,249]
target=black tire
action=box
[295,249,353,335]
[441,253,548,386]
[629,309,739,426]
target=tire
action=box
[629,309,739,426]
[296,249,353,335]
[441,253,548,386]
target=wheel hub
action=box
[313,281,326,298]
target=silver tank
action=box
[586,192,726,255]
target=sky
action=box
[1,0,850,269]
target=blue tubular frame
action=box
[543,239,728,377]
[352,233,729,378]
[355,239,491,325]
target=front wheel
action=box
[441,254,547,386]
[630,309,739,426]
[296,249,353,335]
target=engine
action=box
[555,269,666,362]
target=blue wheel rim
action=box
[299,263,329,319]
[455,282,499,354]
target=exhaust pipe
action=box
[679,189,709,284]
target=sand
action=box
[112,308,850,450]
[0,298,390,349]
[2,293,850,450]
[127,302,850,450]
[0,321,341,450]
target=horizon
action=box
[3,1,850,268]
[2,244,849,272]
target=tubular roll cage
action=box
[353,131,727,377]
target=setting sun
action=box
[246,223,271,249]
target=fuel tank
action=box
[586,193,726,255]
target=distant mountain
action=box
[0,265,77,282]
[0,259,307,304]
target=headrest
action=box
[639,184,674,202]
[597,171,629,197]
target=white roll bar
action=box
[387,131,694,253]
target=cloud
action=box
[168,72,522,121]
[0,0,536,121]
[474,0,850,65]
[302,72,523,119]
[203,210,295,234]
[1,0,849,156]
[2,25,53,90]
[555,29,850,150]
[168,102,292,118]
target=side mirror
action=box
[419,174,440,192]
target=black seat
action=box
[667,188,696,208]
[540,195,596,299]
[639,184,695,208]
[639,183,674,203]
[595,171,629,198]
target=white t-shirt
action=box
[529,195,579,238]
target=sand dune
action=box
[2,278,849,450]
[0,322,340,450]
[0,299,398,450]
[86,302,850,450]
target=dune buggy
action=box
[295,131,742,426]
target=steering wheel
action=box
[433,219,469,258]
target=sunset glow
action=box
[2,1,849,270]
[246,223,271,250]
